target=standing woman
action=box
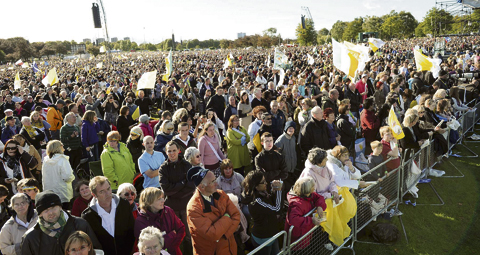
[12,135,42,183]
[81,111,101,161]
[238,91,253,129]
[42,140,75,209]
[225,115,250,176]
[117,106,137,143]
[0,140,36,199]
[138,114,154,138]
[154,121,175,157]
[198,122,226,178]
[102,94,120,126]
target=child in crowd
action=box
[367,141,386,181]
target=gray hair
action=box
[139,114,150,124]
[307,147,327,165]
[21,117,31,124]
[10,193,29,208]
[292,177,316,197]
[64,112,76,122]
[117,183,136,198]
[138,226,164,252]
[184,147,200,164]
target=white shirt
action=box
[15,215,29,228]
[96,198,117,237]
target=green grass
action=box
[338,141,480,255]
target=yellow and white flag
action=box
[162,50,173,82]
[100,46,106,53]
[41,68,59,86]
[96,62,103,69]
[223,53,234,70]
[388,106,404,140]
[137,70,157,89]
[368,38,385,52]
[14,72,21,89]
[332,39,359,79]
[414,49,442,78]
[131,106,140,120]
[22,62,30,68]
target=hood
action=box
[44,153,69,166]
[88,194,120,214]
[284,120,296,133]
[158,132,174,139]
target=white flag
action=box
[278,68,285,86]
[137,70,157,89]
[100,46,106,53]
[96,62,103,69]
[15,59,23,66]
[307,54,315,65]
[273,48,288,70]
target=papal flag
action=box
[368,38,385,52]
[414,49,442,78]
[41,68,59,86]
[100,46,106,53]
[96,62,103,69]
[273,48,288,70]
[223,53,234,70]
[307,54,315,65]
[14,72,21,89]
[162,50,173,82]
[332,39,359,79]
[388,106,404,140]
[137,70,157,89]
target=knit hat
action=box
[284,120,296,133]
[187,166,209,186]
[35,190,62,215]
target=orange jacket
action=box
[187,189,240,255]
[46,106,63,131]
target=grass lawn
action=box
[338,140,480,255]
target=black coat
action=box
[159,158,195,211]
[82,196,135,255]
[206,94,226,121]
[344,88,362,113]
[250,97,270,112]
[255,149,288,183]
[223,104,237,127]
[134,97,153,116]
[116,115,136,143]
[0,152,37,199]
[336,114,355,150]
[399,126,420,153]
[20,127,45,150]
[300,118,331,154]
[22,211,101,255]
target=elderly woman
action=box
[42,140,75,209]
[198,122,226,178]
[300,148,339,202]
[242,170,283,254]
[118,183,139,219]
[0,140,37,199]
[134,188,185,255]
[100,131,136,190]
[216,159,244,203]
[297,98,314,129]
[138,114,154,138]
[184,147,202,167]
[432,88,447,103]
[127,127,145,173]
[135,226,170,255]
[0,193,38,255]
[154,121,174,157]
[117,106,137,143]
[226,115,250,176]
[71,180,93,217]
[12,135,42,182]
[284,177,326,249]
[326,145,366,189]
[64,231,96,255]
[19,117,45,152]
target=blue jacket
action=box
[81,120,100,148]
[1,125,21,144]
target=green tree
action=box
[86,44,100,56]
[296,18,317,46]
[40,42,56,58]
[331,21,348,41]
[317,35,331,45]
[0,50,5,63]
[176,43,184,51]
[263,27,277,37]
[318,28,329,36]
[362,16,384,35]
[415,22,427,37]
[55,41,68,55]
[31,42,45,58]
[420,7,454,36]
[219,39,231,49]
[342,17,363,42]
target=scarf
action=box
[31,120,44,129]
[4,154,22,180]
[38,211,67,238]
[23,125,37,138]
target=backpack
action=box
[371,223,400,244]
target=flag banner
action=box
[100,46,106,53]
[14,72,21,89]
[15,59,23,66]
[96,62,103,69]
[278,68,285,86]
[368,38,386,52]
[388,106,404,140]
[22,62,30,68]
[162,50,173,81]
[223,54,232,70]
[41,68,59,86]
[307,54,315,65]
[273,48,288,70]
[32,61,40,73]
[131,106,140,120]
[414,49,442,78]
[137,70,157,89]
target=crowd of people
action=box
[0,34,477,255]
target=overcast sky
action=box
[2,0,438,44]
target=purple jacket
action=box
[81,120,100,147]
[134,205,185,255]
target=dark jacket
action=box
[270,110,286,140]
[336,114,355,150]
[154,132,174,157]
[172,134,197,158]
[223,104,237,127]
[0,152,36,198]
[159,158,195,211]
[247,190,283,239]
[399,126,420,153]
[126,137,144,173]
[250,97,270,112]
[299,118,331,154]
[21,211,101,255]
[322,97,338,117]
[134,206,185,255]
[344,88,362,113]
[117,115,136,143]
[81,195,135,255]
[255,149,288,182]
[135,97,153,116]
[20,127,45,150]
[206,95,226,121]
[1,125,21,144]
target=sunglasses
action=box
[195,154,202,158]
[6,147,17,151]
[123,192,135,197]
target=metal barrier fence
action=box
[247,231,288,255]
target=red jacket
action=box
[361,109,380,143]
[134,206,185,255]
[381,139,401,171]
[285,192,326,248]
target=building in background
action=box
[124,37,130,41]
[71,44,87,54]
[111,37,118,42]
[83,38,91,43]
[237,32,246,39]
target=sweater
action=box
[60,124,82,150]
[198,134,225,166]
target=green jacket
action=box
[100,142,136,190]
[226,126,251,169]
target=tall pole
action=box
[97,0,109,57]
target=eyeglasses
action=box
[6,147,17,151]
[145,245,160,252]
[123,192,136,197]
[14,201,27,208]
[68,245,88,253]
[195,154,202,158]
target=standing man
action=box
[82,176,135,255]
[269,100,286,140]
[138,136,166,189]
[250,88,270,111]
[135,90,154,117]
[322,89,339,117]
[355,74,369,103]
[255,132,288,183]
[186,166,240,255]
[206,86,226,121]
[159,141,195,255]
[300,106,331,153]
[1,116,21,143]
[85,94,104,120]
[46,99,64,140]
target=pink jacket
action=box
[300,160,338,199]
[139,122,153,137]
[198,134,226,166]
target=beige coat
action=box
[0,211,38,255]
